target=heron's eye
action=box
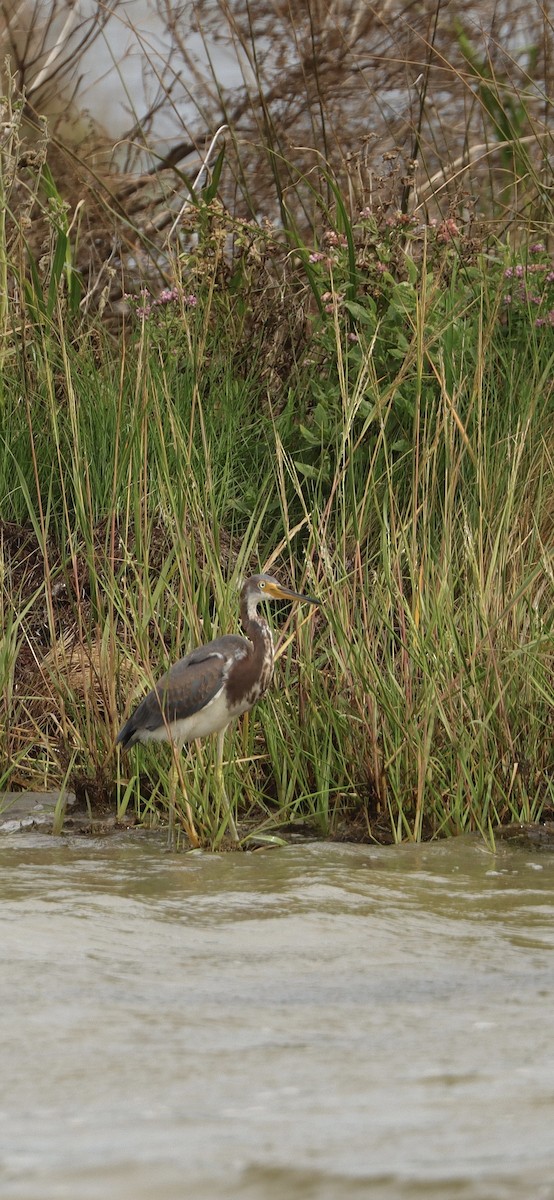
[259,580,266,590]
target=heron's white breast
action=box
[140,684,239,745]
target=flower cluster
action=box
[303,208,475,329]
[502,243,554,328]
[125,286,198,321]
[323,230,348,248]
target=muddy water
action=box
[1,835,553,1200]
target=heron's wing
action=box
[117,634,249,747]
[156,635,248,723]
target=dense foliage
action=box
[0,74,552,847]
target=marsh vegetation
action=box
[0,0,552,846]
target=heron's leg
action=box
[216,727,239,842]
[167,759,175,849]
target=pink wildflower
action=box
[436,218,460,243]
[156,287,179,304]
[324,230,347,247]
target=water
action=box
[1,834,553,1200]
[24,0,254,168]
[21,0,417,170]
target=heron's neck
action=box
[240,594,267,643]
[240,596,274,673]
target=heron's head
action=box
[243,574,320,613]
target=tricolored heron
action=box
[116,574,320,841]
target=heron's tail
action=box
[115,719,140,751]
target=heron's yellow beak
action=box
[266,582,321,606]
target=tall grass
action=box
[0,74,553,847]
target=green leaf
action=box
[318,168,358,303]
[290,244,325,316]
[298,423,321,447]
[391,281,417,312]
[313,402,332,431]
[47,230,68,317]
[67,266,83,316]
[24,253,46,319]
[357,398,377,420]
[293,459,322,480]
[344,299,376,325]
[243,833,288,847]
[404,255,419,285]
[203,145,225,204]
[41,163,64,207]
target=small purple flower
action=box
[156,287,179,304]
[436,218,460,242]
[136,305,152,319]
[324,230,347,247]
[535,317,546,326]
[348,332,359,342]
[504,268,513,278]
[309,252,326,263]
[530,242,545,253]
[504,294,512,304]
[184,294,198,307]
[546,272,554,283]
